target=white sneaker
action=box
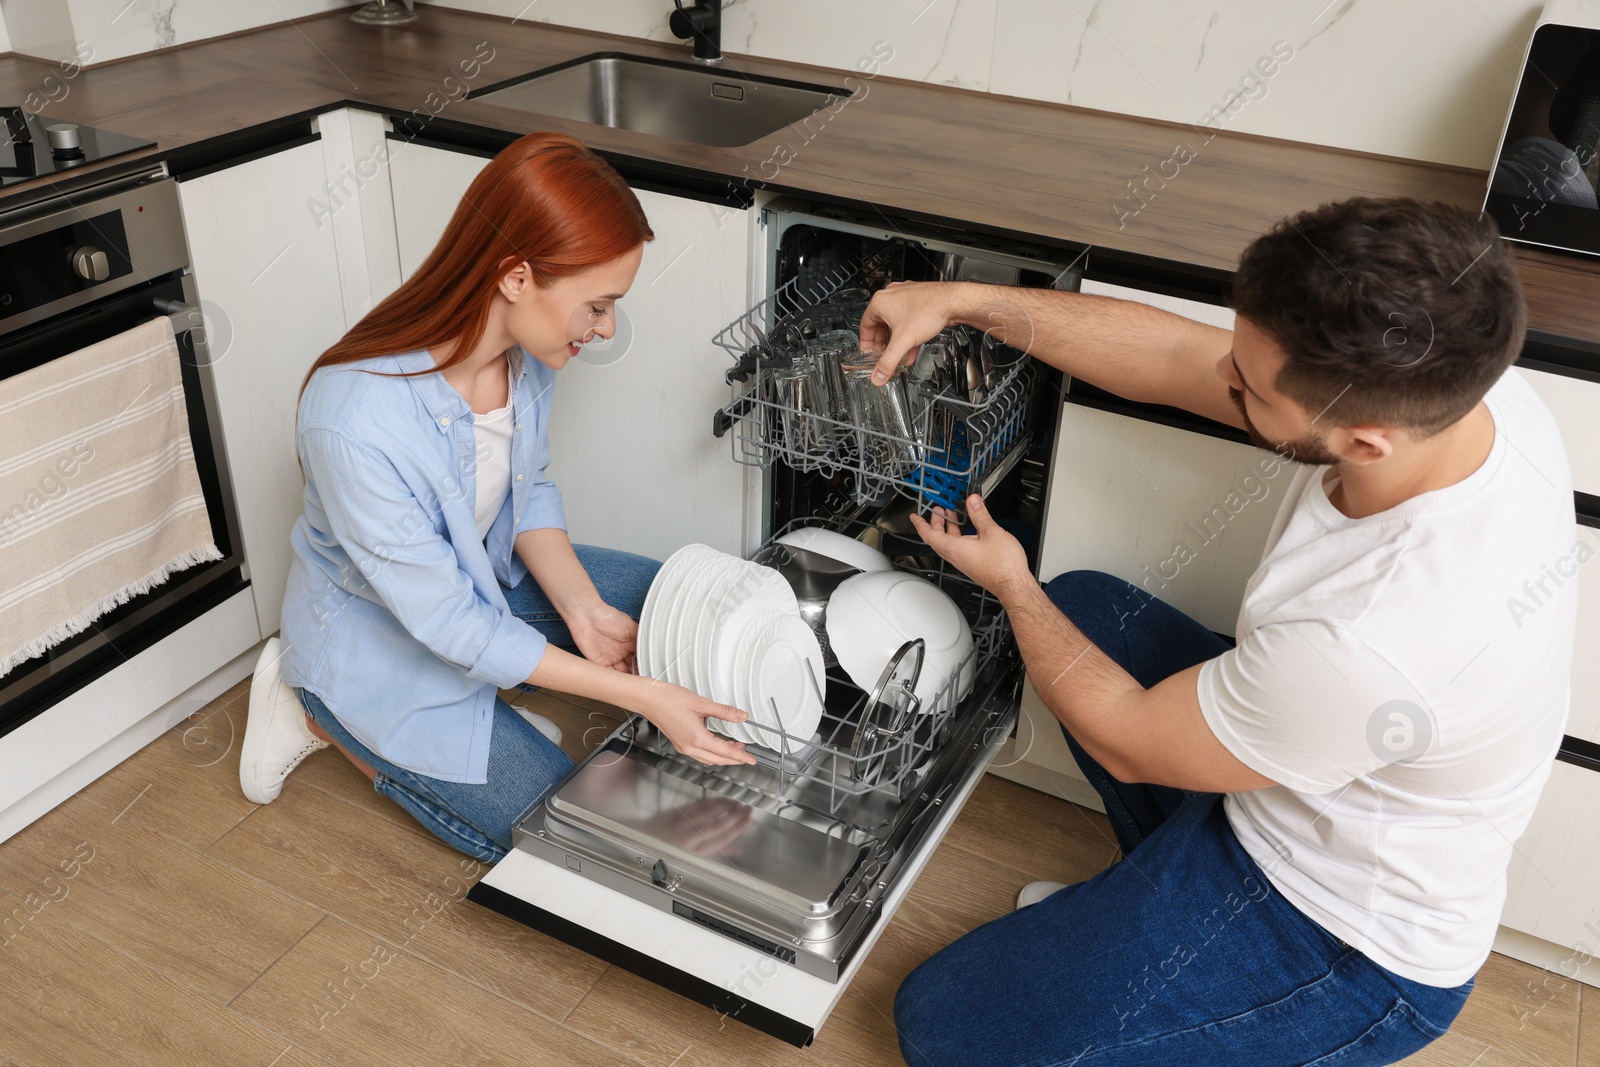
[239,638,329,804]
[1016,880,1068,910]
[512,705,563,746]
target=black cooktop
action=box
[1,108,155,189]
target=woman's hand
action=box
[570,602,639,673]
[632,680,758,766]
[526,648,754,766]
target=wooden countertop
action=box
[2,4,1596,345]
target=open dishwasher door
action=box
[467,664,1015,1046]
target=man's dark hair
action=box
[1229,197,1526,435]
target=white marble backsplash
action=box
[0,0,1547,170]
[988,0,1536,171]
[440,0,1544,170]
[1,0,361,65]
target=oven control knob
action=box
[71,245,110,282]
[46,123,82,152]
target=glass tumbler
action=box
[769,354,830,470]
[839,352,921,482]
[807,328,859,423]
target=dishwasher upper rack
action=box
[711,242,1040,513]
[632,517,1014,817]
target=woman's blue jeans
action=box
[892,570,1473,1067]
[298,544,660,864]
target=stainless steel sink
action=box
[470,52,851,149]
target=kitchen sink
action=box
[469,52,851,149]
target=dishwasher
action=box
[467,197,1082,1046]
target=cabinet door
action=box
[1036,406,1288,632]
[1518,366,1600,498]
[1567,523,1600,745]
[1039,279,1273,630]
[1502,760,1600,962]
[1508,367,1600,743]
[178,138,349,639]
[992,281,1284,803]
[387,138,493,282]
[389,142,754,561]
[544,187,753,560]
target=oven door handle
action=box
[151,297,201,333]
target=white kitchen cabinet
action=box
[1520,365,1600,498]
[1038,280,1270,633]
[1509,366,1600,742]
[386,136,493,282]
[1033,405,1289,633]
[1487,515,1598,976]
[177,137,351,639]
[387,140,755,561]
[990,282,1284,806]
[1501,760,1600,974]
[1567,523,1600,745]
[316,108,404,321]
[545,186,753,561]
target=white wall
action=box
[0,0,360,64]
[0,5,11,54]
[439,0,1543,170]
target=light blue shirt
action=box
[280,346,565,784]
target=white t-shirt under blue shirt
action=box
[1199,368,1578,987]
[473,357,515,541]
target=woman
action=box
[245,132,755,863]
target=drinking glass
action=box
[807,328,859,424]
[839,351,921,481]
[768,354,830,470]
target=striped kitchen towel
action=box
[0,315,221,677]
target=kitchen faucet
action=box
[669,0,722,63]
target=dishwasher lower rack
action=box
[498,518,1022,987]
[711,240,1042,513]
[719,516,1012,814]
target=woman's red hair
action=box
[303,132,653,391]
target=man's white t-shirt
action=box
[1199,368,1580,987]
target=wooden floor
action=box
[0,679,1593,1067]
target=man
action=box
[863,198,1578,1067]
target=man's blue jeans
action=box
[892,570,1472,1067]
[299,544,660,863]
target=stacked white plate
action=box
[638,544,826,750]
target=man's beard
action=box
[1228,386,1341,467]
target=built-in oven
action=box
[0,168,247,737]
[468,196,1082,1046]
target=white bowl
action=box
[825,570,975,713]
[775,527,893,575]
